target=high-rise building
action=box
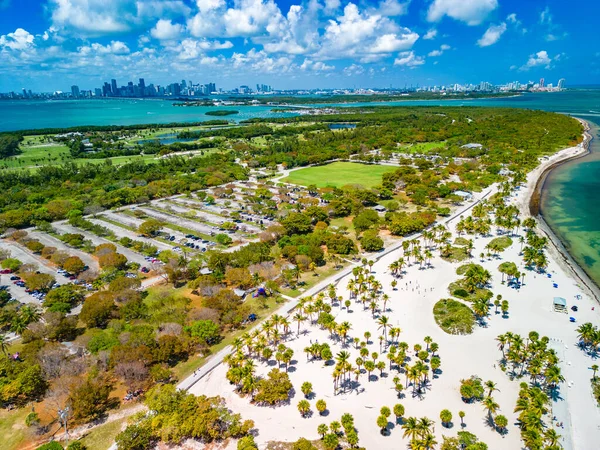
[71,85,80,98]
[94,88,102,97]
[558,78,566,89]
[539,78,545,88]
[111,79,118,95]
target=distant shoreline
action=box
[528,118,600,301]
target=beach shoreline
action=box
[524,118,600,303]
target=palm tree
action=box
[494,414,508,431]
[338,321,352,345]
[440,409,452,427]
[19,305,41,325]
[393,404,405,423]
[458,411,465,427]
[0,334,9,355]
[293,312,306,336]
[401,417,419,441]
[483,396,500,422]
[297,399,311,417]
[424,336,432,352]
[364,361,375,381]
[317,423,328,438]
[485,380,499,397]
[544,428,561,447]
[377,315,390,343]
[420,433,438,450]
[591,364,599,380]
[416,417,435,436]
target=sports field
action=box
[282,161,396,188]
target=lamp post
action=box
[58,405,70,446]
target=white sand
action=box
[189,144,600,450]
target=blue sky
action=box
[0,0,598,92]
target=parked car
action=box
[571,305,578,312]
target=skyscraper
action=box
[71,85,80,98]
[558,78,566,89]
[139,78,146,97]
[111,79,118,95]
[539,78,545,88]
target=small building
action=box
[553,297,567,313]
[373,205,386,213]
[233,288,247,299]
[461,143,483,149]
[199,267,213,276]
[453,190,473,201]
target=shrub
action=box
[433,299,475,335]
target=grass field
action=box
[282,162,396,188]
[399,141,447,154]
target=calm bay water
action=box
[1,90,600,285]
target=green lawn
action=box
[78,417,125,450]
[0,407,28,450]
[0,144,70,169]
[399,141,447,154]
[282,162,396,188]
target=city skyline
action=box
[4,74,568,99]
[0,0,598,91]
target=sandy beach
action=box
[187,127,600,450]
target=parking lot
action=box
[0,241,71,305]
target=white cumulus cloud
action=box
[428,43,450,57]
[49,0,191,36]
[0,28,34,50]
[477,22,506,47]
[423,28,437,40]
[519,50,560,71]
[427,0,498,26]
[370,32,419,53]
[151,19,183,40]
[394,50,424,67]
[79,40,130,55]
[300,59,334,71]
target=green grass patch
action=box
[433,298,475,335]
[399,141,446,154]
[441,246,470,262]
[279,262,347,297]
[454,237,470,246]
[0,407,28,450]
[78,416,125,450]
[282,162,396,189]
[448,280,493,303]
[0,144,70,169]
[488,236,513,252]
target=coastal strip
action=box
[526,118,600,302]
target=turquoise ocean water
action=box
[1,89,599,285]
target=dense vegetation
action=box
[0,152,246,229]
[255,92,515,105]
[205,110,239,116]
